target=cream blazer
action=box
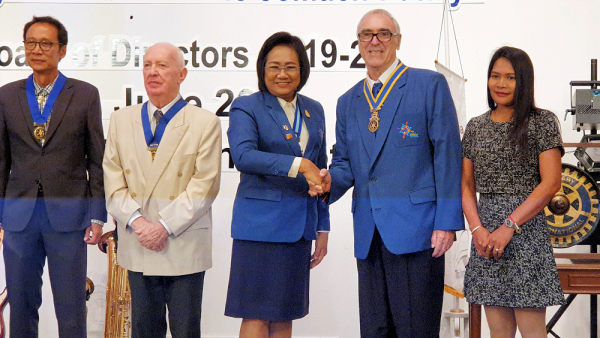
[103,103,221,276]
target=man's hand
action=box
[84,223,103,245]
[309,169,331,197]
[430,230,454,258]
[310,232,328,269]
[131,217,169,252]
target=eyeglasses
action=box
[23,40,62,51]
[357,31,399,42]
[266,65,300,74]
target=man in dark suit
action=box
[313,9,464,338]
[0,16,106,337]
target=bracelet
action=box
[470,225,482,235]
[504,215,522,234]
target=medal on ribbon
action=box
[141,98,187,161]
[362,62,408,133]
[25,72,67,142]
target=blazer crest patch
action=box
[399,121,419,139]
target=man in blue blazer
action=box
[315,9,464,337]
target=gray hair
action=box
[357,9,401,35]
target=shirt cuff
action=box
[288,157,302,178]
[128,210,143,227]
[128,210,172,235]
[317,230,329,233]
[90,219,104,227]
[159,219,173,235]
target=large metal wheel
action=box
[545,163,600,247]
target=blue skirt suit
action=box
[224,91,330,321]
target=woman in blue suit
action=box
[224,32,330,338]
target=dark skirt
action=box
[464,193,565,308]
[224,238,312,321]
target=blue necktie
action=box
[372,82,383,96]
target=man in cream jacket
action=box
[103,42,221,338]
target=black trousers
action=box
[128,270,205,338]
[356,228,444,338]
[3,197,87,338]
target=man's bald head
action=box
[143,42,188,108]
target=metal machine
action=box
[546,59,600,247]
[544,59,600,338]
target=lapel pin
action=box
[285,133,293,140]
[283,125,289,131]
[304,110,310,118]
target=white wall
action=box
[0,0,599,337]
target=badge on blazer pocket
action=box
[399,121,419,139]
[395,121,422,147]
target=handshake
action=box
[299,158,331,198]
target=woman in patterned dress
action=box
[462,46,565,337]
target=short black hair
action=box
[256,32,310,93]
[23,16,68,46]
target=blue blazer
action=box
[329,67,464,259]
[228,91,330,242]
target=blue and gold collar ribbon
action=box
[362,62,408,132]
[25,72,67,140]
[141,97,187,160]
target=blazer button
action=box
[131,192,136,198]
[125,169,131,175]
[177,172,182,177]
[169,196,175,200]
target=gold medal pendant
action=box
[362,62,409,134]
[368,112,380,133]
[33,125,45,140]
[148,146,158,161]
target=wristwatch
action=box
[504,217,522,234]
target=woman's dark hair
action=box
[487,46,538,152]
[23,16,68,46]
[256,32,310,93]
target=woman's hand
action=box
[310,232,328,269]
[472,227,491,258]
[487,225,515,259]
[299,158,322,186]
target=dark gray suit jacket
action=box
[0,76,107,231]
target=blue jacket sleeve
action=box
[227,97,296,177]
[427,74,464,231]
[315,103,330,231]
[328,94,355,204]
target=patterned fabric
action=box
[153,109,163,134]
[462,110,563,194]
[33,78,57,145]
[462,109,565,308]
[33,79,56,113]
